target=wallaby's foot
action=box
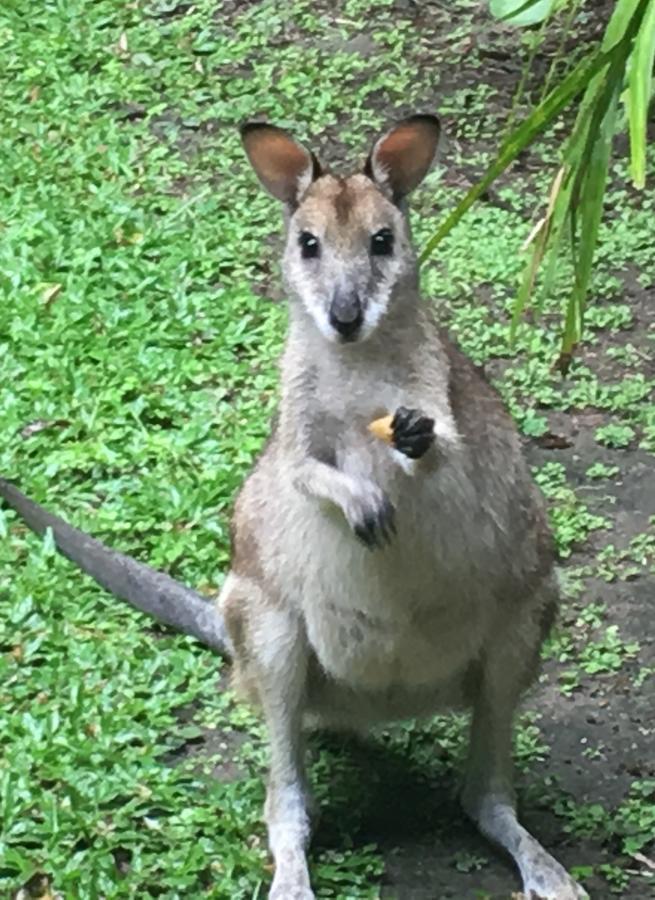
[270,887,314,900]
[269,861,315,900]
[343,479,395,549]
[266,781,314,899]
[392,406,435,459]
[464,795,588,900]
[269,883,315,900]
[519,843,589,899]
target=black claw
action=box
[354,529,374,550]
[391,406,435,459]
[354,517,377,549]
[395,434,435,459]
[363,513,380,543]
[353,498,396,549]
[379,497,396,540]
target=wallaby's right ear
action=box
[365,114,440,203]
[240,123,322,205]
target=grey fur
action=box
[0,478,231,655]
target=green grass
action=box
[1,1,654,898]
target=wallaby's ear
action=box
[365,114,440,202]
[240,122,322,205]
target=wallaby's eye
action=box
[299,231,320,259]
[371,227,394,257]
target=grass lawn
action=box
[1,1,654,897]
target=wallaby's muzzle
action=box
[328,290,363,341]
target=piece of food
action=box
[368,414,394,444]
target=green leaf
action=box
[537,63,609,307]
[511,215,550,338]
[560,37,630,357]
[511,164,566,336]
[420,48,607,263]
[627,0,655,187]
[571,84,621,313]
[489,0,557,26]
[602,0,643,51]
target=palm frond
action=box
[421,0,655,370]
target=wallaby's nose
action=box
[329,292,363,340]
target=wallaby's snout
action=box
[329,288,363,341]
[241,115,441,345]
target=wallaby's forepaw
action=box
[392,406,435,459]
[343,481,396,549]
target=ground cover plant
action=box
[1,1,653,898]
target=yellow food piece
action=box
[368,414,394,444]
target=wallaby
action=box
[0,115,589,900]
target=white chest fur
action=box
[281,461,499,694]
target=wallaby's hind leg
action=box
[462,585,588,900]
[264,651,313,900]
[220,575,314,900]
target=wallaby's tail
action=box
[0,478,231,656]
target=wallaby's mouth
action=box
[329,313,363,342]
[328,292,363,341]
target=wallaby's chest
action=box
[270,355,504,694]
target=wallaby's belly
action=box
[301,560,491,693]
[274,473,501,695]
[303,583,487,695]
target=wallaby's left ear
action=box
[365,114,440,202]
[240,122,322,206]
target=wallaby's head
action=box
[240,115,440,344]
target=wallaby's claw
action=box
[351,494,396,549]
[392,406,435,459]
